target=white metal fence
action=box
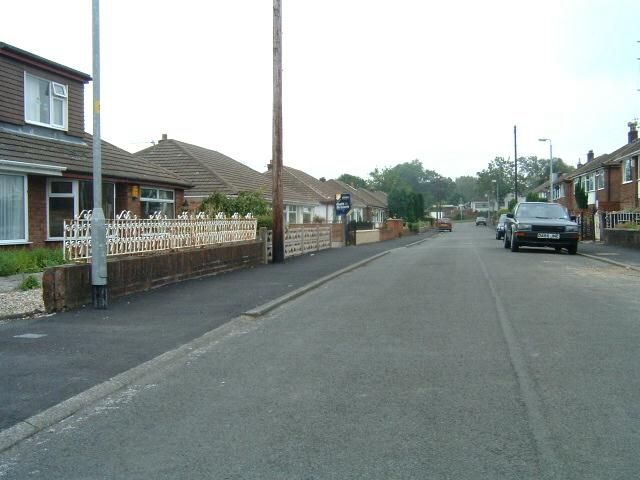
[604,211,640,229]
[266,225,332,261]
[64,210,258,261]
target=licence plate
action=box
[537,233,560,239]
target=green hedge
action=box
[0,248,65,277]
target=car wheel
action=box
[567,244,578,255]
[510,234,519,252]
[554,247,562,253]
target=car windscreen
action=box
[516,204,568,219]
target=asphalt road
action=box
[1,223,639,479]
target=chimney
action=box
[160,133,168,142]
[576,158,582,169]
[586,150,594,163]
[628,121,638,144]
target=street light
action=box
[491,179,499,212]
[538,138,553,202]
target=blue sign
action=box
[335,193,351,215]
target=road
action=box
[2,222,639,479]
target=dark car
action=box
[503,202,579,254]
[436,217,453,232]
[495,213,507,240]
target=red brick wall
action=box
[27,176,47,247]
[42,240,263,313]
[619,157,638,209]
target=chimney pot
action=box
[587,150,594,163]
[161,133,168,142]
[628,121,638,144]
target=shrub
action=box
[19,274,40,291]
[256,214,273,230]
[615,222,640,231]
[0,248,65,277]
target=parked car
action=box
[503,202,579,254]
[495,213,507,239]
[436,217,453,232]
[475,216,487,226]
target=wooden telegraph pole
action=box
[513,125,518,202]
[271,0,285,262]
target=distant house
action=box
[134,135,266,211]
[0,43,190,249]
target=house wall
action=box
[0,56,85,137]
[619,157,638,210]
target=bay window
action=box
[0,174,28,244]
[595,170,605,190]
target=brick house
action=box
[0,42,191,249]
[602,122,639,210]
[565,122,639,213]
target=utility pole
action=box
[513,125,518,203]
[271,0,284,263]
[91,0,107,308]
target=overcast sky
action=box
[2,0,639,181]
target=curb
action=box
[0,249,396,453]
[243,251,390,317]
[577,252,640,273]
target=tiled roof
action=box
[566,154,611,179]
[135,139,266,197]
[0,131,191,187]
[262,167,326,205]
[603,139,640,166]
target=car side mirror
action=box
[506,213,514,219]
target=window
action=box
[24,73,67,130]
[595,170,605,190]
[0,174,28,243]
[140,187,175,218]
[47,179,116,239]
[623,158,633,183]
[302,207,312,223]
[585,174,595,192]
[284,205,298,224]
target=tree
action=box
[574,182,588,210]
[477,156,520,204]
[199,190,270,217]
[518,156,575,191]
[452,176,478,204]
[337,173,367,189]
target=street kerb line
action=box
[243,251,390,317]
[577,252,640,273]
[0,250,392,453]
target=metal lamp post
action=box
[538,138,553,202]
[492,178,499,212]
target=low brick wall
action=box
[42,240,263,313]
[356,230,379,245]
[603,229,640,249]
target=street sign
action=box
[335,193,351,216]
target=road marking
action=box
[13,334,47,339]
[474,248,563,478]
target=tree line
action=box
[339,156,576,219]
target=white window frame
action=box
[623,158,633,183]
[24,72,68,130]
[0,174,29,244]
[284,205,298,224]
[46,179,116,240]
[595,170,605,190]
[302,206,313,223]
[140,186,175,218]
[585,173,595,192]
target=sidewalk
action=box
[0,232,435,437]
[578,240,640,271]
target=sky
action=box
[2,0,639,182]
